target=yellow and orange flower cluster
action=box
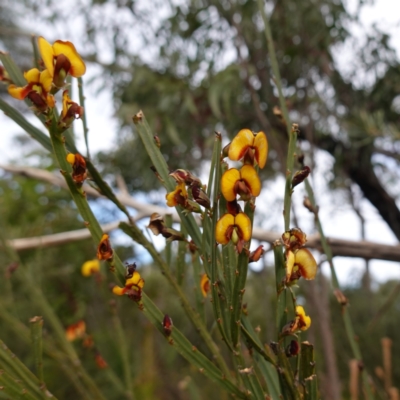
[8,37,85,119]
[112,263,145,302]
[216,129,268,253]
[282,305,312,336]
[282,228,317,283]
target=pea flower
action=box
[221,165,261,202]
[8,68,54,112]
[282,228,317,282]
[200,273,210,297]
[228,129,268,169]
[38,36,86,88]
[281,305,311,336]
[66,152,87,184]
[216,212,252,253]
[112,270,145,302]
[59,90,84,130]
[81,259,100,277]
[65,320,86,341]
[166,182,187,207]
[96,234,113,261]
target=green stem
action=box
[29,316,44,383]
[77,77,90,158]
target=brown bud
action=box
[249,245,264,263]
[163,314,173,336]
[147,213,166,236]
[285,340,300,357]
[333,289,348,306]
[191,182,210,208]
[292,166,311,188]
[154,135,161,148]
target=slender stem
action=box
[30,316,44,383]
[77,77,90,158]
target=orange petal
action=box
[216,214,235,244]
[24,68,40,83]
[200,273,210,297]
[253,131,268,169]
[39,69,53,93]
[38,37,55,76]
[296,305,311,331]
[8,84,30,100]
[53,40,86,77]
[240,165,261,197]
[221,168,241,201]
[228,129,254,161]
[235,212,252,242]
[295,248,317,280]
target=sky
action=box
[1,0,400,286]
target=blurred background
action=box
[1,0,400,398]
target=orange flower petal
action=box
[295,248,317,280]
[296,305,311,331]
[253,131,268,169]
[235,213,252,242]
[228,129,253,161]
[286,250,295,281]
[216,214,235,244]
[221,168,241,202]
[240,165,261,197]
[38,37,55,76]
[53,40,86,77]
[24,68,40,83]
[8,84,30,100]
[166,182,187,207]
[200,273,210,297]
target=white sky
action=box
[1,0,400,286]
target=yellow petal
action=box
[125,271,143,287]
[240,165,261,197]
[296,306,311,331]
[66,153,76,165]
[228,129,254,161]
[216,214,235,244]
[221,168,241,202]
[81,259,100,277]
[295,248,317,280]
[8,84,29,100]
[38,37,55,76]
[253,131,268,169]
[39,69,53,92]
[53,40,86,77]
[235,212,252,242]
[112,286,125,296]
[24,68,40,83]
[286,250,295,281]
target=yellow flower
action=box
[200,273,210,297]
[166,182,188,207]
[81,259,100,277]
[66,152,87,184]
[112,271,145,302]
[38,36,86,87]
[228,129,268,169]
[286,248,317,282]
[295,306,311,331]
[216,213,252,252]
[221,165,261,202]
[8,68,54,112]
